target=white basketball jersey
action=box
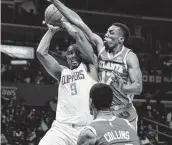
[56,63,96,125]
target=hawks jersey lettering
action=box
[56,63,96,125]
[98,47,133,106]
[87,117,140,145]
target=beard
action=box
[104,41,110,50]
[105,42,118,53]
[105,43,114,52]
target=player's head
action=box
[66,44,82,69]
[89,83,113,117]
[104,22,130,51]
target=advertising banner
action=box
[1,82,58,106]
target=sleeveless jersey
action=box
[56,63,96,125]
[87,116,140,145]
[98,46,133,106]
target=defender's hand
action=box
[60,16,69,28]
[61,16,68,23]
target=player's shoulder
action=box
[115,117,135,130]
[61,66,70,72]
[125,49,139,66]
[88,119,102,129]
[77,63,90,73]
[115,117,128,124]
[123,46,137,58]
[127,51,138,58]
[60,66,71,76]
[82,63,98,78]
[77,126,96,145]
[62,65,69,70]
[83,125,97,136]
[79,62,88,71]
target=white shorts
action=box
[39,120,85,145]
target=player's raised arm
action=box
[62,20,97,66]
[77,127,96,145]
[36,24,64,80]
[123,52,143,95]
[47,0,104,53]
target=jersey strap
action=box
[123,48,132,70]
[98,47,105,57]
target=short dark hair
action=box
[113,22,130,44]
[66,44,80,53]
[90,83,113,110]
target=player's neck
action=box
[112,45,123,55]
[96,110,114,119]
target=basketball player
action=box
[47,0,142,131]
[77,83,140,145]
[37,21,98,144]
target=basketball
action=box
[44,4,63,26]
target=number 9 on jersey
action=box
[70,83,77,95]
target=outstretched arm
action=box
[47,0,104,52]
[36,25,64,80]
[123,52,143,95]
[62,20,97,66]
[77,127,96,145]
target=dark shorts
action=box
[111,103,138,131]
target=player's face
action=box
[104,25,124,50]
[66,46,81,69]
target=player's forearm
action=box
[123,82,142,95]
[62,22,78,39]
[36,30,55,55]
[63,22,96,65]
[50,0,81,25]
[63,22,91,61]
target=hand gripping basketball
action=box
[43,21,61,33]
[47,24,61,32]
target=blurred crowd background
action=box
[1,93,172,145]
[1,0,172,145]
